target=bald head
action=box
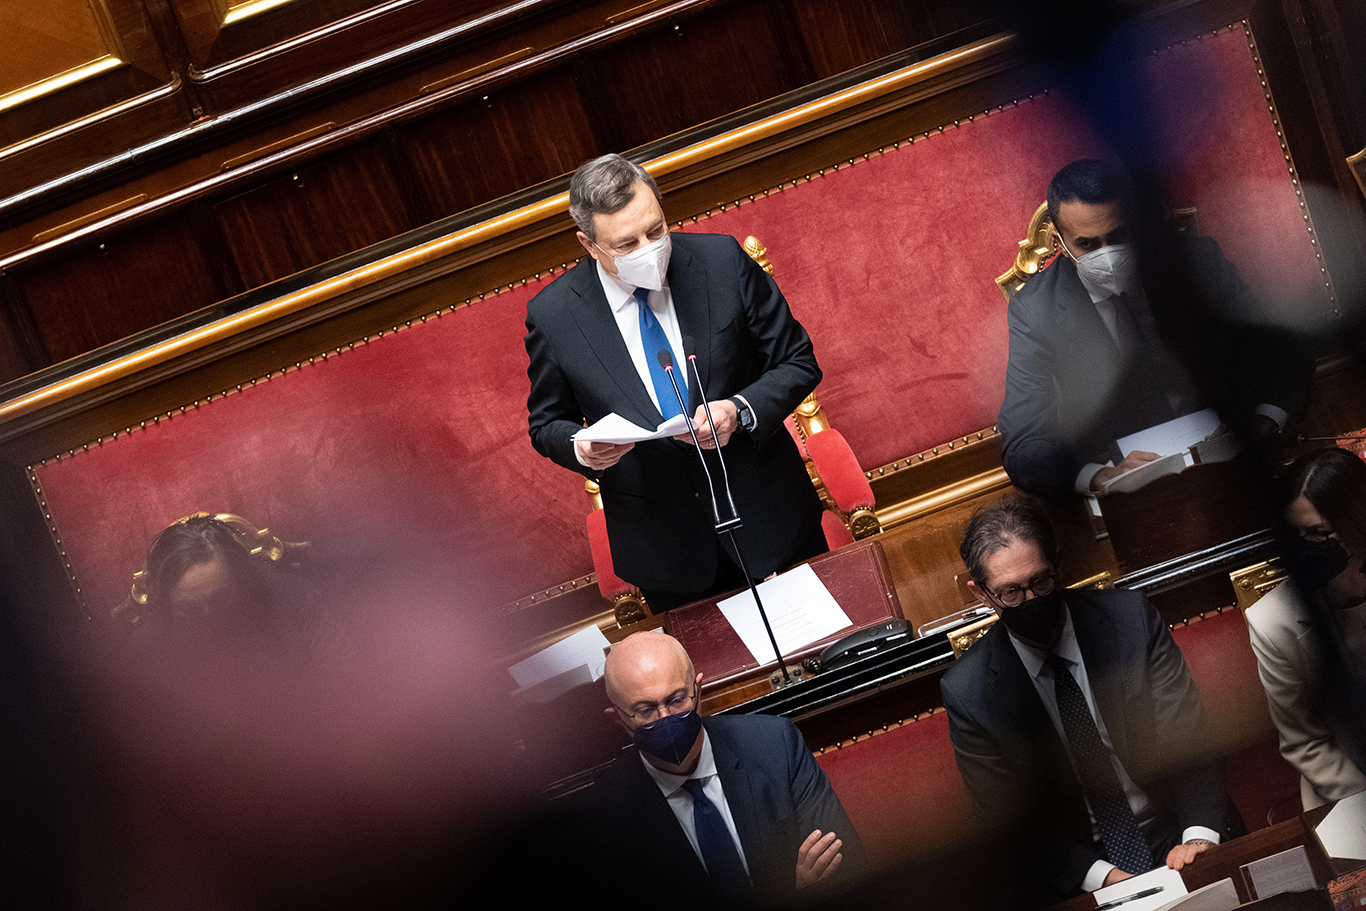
[603,631,698,718]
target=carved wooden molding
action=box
[0,32,1017,430]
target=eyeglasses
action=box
[982,573,1058,608]
[616,685,697,723]
[1297,527,1336,544]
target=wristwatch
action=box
[728,396,756,432]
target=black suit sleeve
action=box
[941,653,1103,895]
[525,290,597,480]
[720,240,822,444]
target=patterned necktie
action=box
[635,287,683,419]
[682,777,750,894]
[1046,654,1155,875]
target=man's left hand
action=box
[674,400,738,449]
[1166,839,1212,871]
[795,829,843,889]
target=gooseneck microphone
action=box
[681,336,740,524]
[656,348,729,528]
[656,344,792,686]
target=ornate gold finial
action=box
[743,236,774,275]
[995,203,1057,301]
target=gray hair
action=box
[568,153,661,240]
[959,497,1058,585]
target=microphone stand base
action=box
[767,665,806,689]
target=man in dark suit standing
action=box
[577,631,863,907]
[997,159,1311,499]
[525,154,825,608]
[940,498,1233,904]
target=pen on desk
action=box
[1093,885,1165,910]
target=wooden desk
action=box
[1048,812,1336,910]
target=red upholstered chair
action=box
[1169,606,1300,831]
[815,709,981,871]
[585,236,879,625]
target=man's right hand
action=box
[575,439,634,471]
[1089,450,1162,493]
[1102,867,1134,888]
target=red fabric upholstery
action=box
[822,509,854,550]
[805,429,873,515]
[816,710,979,870]
[1170,608,1299,830]
[586,507,637,601]
[29,28,1327,615]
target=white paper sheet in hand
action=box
[717,564,853,664]
[508,623,612,689]
[573,413,692,444]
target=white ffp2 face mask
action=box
[1069,242,1139,300]
[612,233,672,291]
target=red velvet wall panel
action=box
[697,25,1325,469]
[33,275,584,614]
[30,26,1329,614]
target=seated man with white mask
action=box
[997,159,1311,499]
[525,153,826,608]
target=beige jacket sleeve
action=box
[1245,582,1366,809]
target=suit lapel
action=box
[706,722,766,879]
[668,239,709,412]
[615,749,708,878]
[565,258,664,426]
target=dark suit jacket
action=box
[574,714,865,908]
[997,235,1312,497]
[525,232,822,593]
[940,589,1230,901]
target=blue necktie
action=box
[636,287,683,419]
[1047,654,1155,875]
[682,777,750,894]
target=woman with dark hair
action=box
[140,515,320,643]
[1245,448,1366,809]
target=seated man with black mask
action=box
[941,498,1234,904]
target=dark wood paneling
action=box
[213,141,417,288]
[17,215,224,363]
[399,69,600,222]
[0,285,38,385]
[0,0,174,147]
[788,0,916,78]
[588,1,806,151]
[185,0,524,111]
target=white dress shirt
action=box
[1007,610,1221,892]
[637,729,752,877]
[596,262,687,417]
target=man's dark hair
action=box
[568,153,661,240]
[144,515,264,611]
[1046,159,1133,235]
[959,497,1059,585]
[1287,447,1366,559]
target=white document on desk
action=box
[508,623,612,690]
[1152,877,1238,911]
[1116,409,1221,459]
[1316,788,1366,861]
[1093,865,1186,911]
[717,564,853,664]
[573,413,692,444]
